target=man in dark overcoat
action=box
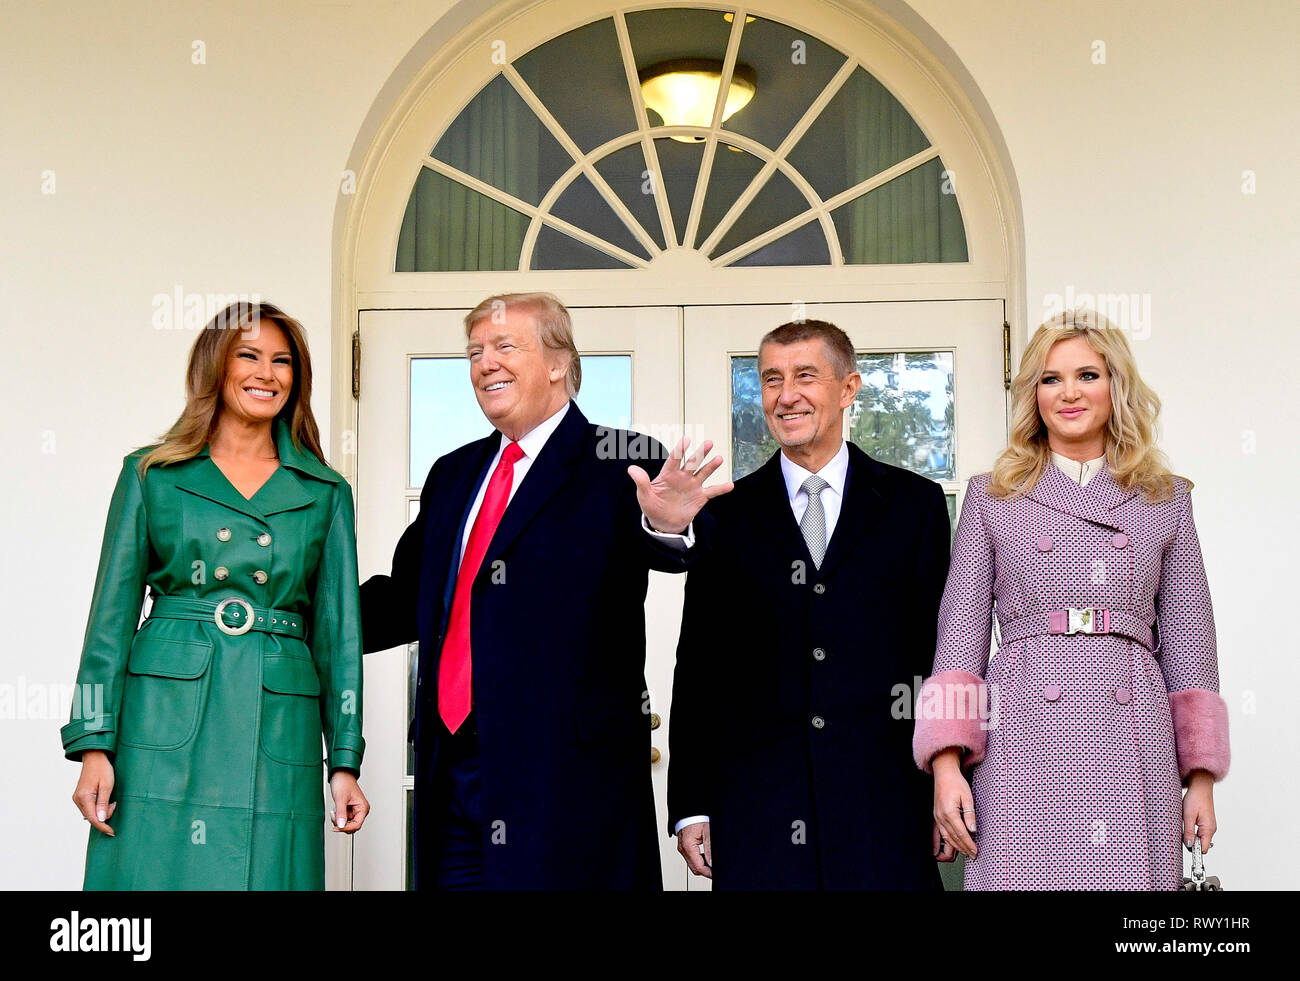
[668,319,953,889]
[361,291,730,889]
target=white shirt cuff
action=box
[674,815,710,833]
[641,513,694,549]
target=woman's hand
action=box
[73,750,116,836]
[932,821,958,862]
[329,771,370,834]
[1182,771,1217,853]
[932,748,977,859]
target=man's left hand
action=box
[629,436,733,534]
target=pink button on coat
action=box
[912,462,1230,890]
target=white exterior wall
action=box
[2,0,1294,889]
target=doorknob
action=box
[650,747,661,764]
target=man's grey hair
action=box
[758,320,856,379]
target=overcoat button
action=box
[1043,684,1061,701]
[257,533,272,547]
[812,647,826,661]
[214,566,229,581]
[1111,532,1129,548]
[252,570,268,585]
[216,527,232,542]
[1115,687,1131,704]
[1037,535,1054,552]
[811,715,825,729]
[813,583,826,595]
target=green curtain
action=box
[395,74,539,272]
[837,71,968,264]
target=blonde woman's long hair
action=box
[139,301,327,474]
[988,308,1186,503]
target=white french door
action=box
[345,299,1005,891]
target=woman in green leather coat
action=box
[63,301,368,889]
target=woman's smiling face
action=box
[220,321,293,425]
[1036,334,1112,454]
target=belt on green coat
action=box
[148,595,306,640]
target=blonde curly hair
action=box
[988,308,1188,503]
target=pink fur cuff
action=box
[1170,687,1231,783]
[912,669,990,774]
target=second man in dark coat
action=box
[668,319,953,889]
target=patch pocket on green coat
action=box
[260,655,324,766]
[120,637,214,750]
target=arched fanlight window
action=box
[396,7,968,272]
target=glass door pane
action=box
[849,351,954,480]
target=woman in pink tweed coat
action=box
[912,310,1229,890]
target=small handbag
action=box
[1180,838,1222,891]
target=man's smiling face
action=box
[759,337,858,455]
[467,307,568,440]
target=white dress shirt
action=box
[461,400,692,565]
[780,439,851,540]
[1051,449,1107,488]
[674,440,851,835]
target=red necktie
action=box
[438,441,525,733]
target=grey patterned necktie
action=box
[800,475,829,569]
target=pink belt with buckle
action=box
[998,607,1158,652]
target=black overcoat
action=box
[362,403,697,889]
[668,445,949,889]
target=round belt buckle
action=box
[214,598,255,636]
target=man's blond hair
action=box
[464,291,582,397]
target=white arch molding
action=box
[329,0,1026,468]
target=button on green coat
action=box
[62,419,364,890]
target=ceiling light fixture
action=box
[638,59,757,142]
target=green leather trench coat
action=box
[61,419,364,890]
